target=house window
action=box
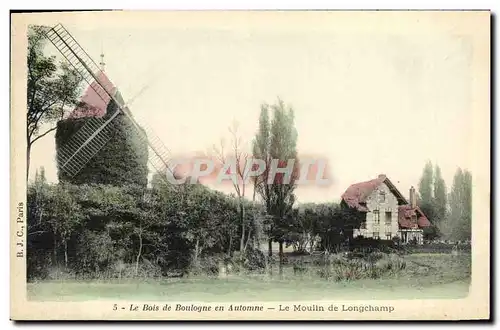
[385,211,392,225]
[379,191,386,203]
[386,233,392,240]
[361,221,366,229]
[373,232,380,239]
[373,210,380,224]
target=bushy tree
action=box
[27,25,82,181]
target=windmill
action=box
[44,24,175,185]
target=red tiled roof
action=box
[68,71,116,119]
[341,174,387,212]
[398,204,432,229]
[342,174,432,229]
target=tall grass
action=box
[314,252,407,282]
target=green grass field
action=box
[27,253,471,302]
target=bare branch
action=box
[30,126,57,146]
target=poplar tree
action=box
[418,161,435,221]
[252,99,299,261]
[433,165,447,223]
[448,168,472,241]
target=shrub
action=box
[319,252,406,282]
[188,255,224,277]
[350,237,401,253]
[291,257,308,275]
[111,261,162,279]
[243,246,267,271]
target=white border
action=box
[3,1,497,329]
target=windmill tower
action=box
[45,24,175,187]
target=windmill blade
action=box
[134,116,176,178]
[45,24,177,184]
[45,24,121,177]
[121,106,177,180]
[45,24,114,103]
[56,111,120,177]
[56,82,154,177]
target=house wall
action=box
[353,182,399,240]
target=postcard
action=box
[10,10,490,320]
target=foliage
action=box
[26,172,256,280]
[317,252,406,282]
[418,161,436,227]
[212,121,254,255]
[433,165,447,222]
[281,202,365,253]
[349,236,401,254]
[27,25,83,180]
[416,161,472,242]
[55,101,149,187]
[241,245,267,271]
[252,99,299,257]
[418,161,434,207]
[440,168,472,241]
[417,161,452,240]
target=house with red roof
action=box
[341,174,432,244]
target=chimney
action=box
[409,186,416,208]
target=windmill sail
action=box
[45,24,175,182]
[56,115,118,177]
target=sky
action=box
[26,11,477,204]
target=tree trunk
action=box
[26,143,31,183]
[228,234,233,256]
[279,241,284,264]
[251,185,259,247]
[53,234,57,265]
[194,237,200,265]
[279,241,284,276]
[268,238,272,257]
[244,227,252,252]
[135,229,143,277]
[239,202,245,255]
[64,240,68,268]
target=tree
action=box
[447,168,472,241]
[418,161,437,239]
[252,104,273,255]
[28,167,49,228]
[433,165,447,223]
[46,183,85,267]
[418,161,434,207]
[213,121,253,256]
[27,167,53,278]
[27,25,82,181]
[253,99,299,263]
[286,203,322,253]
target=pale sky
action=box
[26,12,478,204]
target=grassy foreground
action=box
[27,253,471,302]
